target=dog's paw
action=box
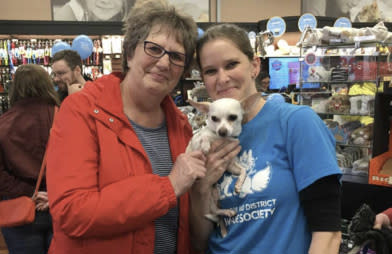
[200,138,211,154]
[234,183,242,194]
[216,208,236,218]
[205,214,219,223]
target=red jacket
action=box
[46,73,193,254]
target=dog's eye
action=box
[211,116,219,122]
[228,114,238,121]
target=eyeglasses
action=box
[50,70,69,79]
[143,40,186,67]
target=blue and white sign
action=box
[298,13,317,32]
[248,31,257,39]
[267,16,286,38]
[334,17,352,28]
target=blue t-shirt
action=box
[207,100,342,254]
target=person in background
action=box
[46,1,213,253]
[54,0,134,22]
[0,64,60,254]
[51,49,87,102]
[255,71,270,92]
[374,208,392,229]
[189,23,342,254]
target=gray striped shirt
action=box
[130,119,178,254]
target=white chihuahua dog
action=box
[186,93,261,237]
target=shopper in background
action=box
[255,71,270,92]
[51,49,87,102]
[189,23,343,254]
[0,64,60,254]
[46,0,209,253]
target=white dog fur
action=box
[186,93,261,237]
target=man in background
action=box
[51,50,87,102]
[255,72,270,92]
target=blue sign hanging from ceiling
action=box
[267,16,286,38]
[334,17,352,28]
[298,13,317,32]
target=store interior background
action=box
[3,0,300,22]
[2,0,392,253]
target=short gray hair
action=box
[122,0,197,74]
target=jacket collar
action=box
[85,73,191,151]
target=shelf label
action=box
[334,17,352,28]
[353,35,376,42]
[298,13,317,32]
[267,16,286,38]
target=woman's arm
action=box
[300,175,342,254]
[308,231,342,254]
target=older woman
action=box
[0,64,60,254]
[46,1,209,254]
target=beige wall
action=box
[3,0,52,20]
[3,0,301,22]
[218,0,301,22]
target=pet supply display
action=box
[349,95,375,115]
[328,120,362,145]
[326,94,351,114]
[350,124,373,146]
[331,66,349,82]
[353,61,377,81]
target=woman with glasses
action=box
[45,1,216,254]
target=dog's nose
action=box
[218,128,227,137]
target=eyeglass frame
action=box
[50,69,71,79]
[143,40,186,67]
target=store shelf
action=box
[337,143,372,149]
[341,173,368,184]
[316,112,374,117]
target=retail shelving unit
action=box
[296,41,392,184]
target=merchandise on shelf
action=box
[296,23,392,183]
[0,36,106,83]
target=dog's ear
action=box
[240,93,261,113]
[187,99,210,114]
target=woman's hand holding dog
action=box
[195,139,241,193]
[169,151,206,197]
